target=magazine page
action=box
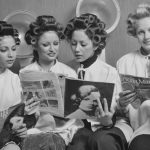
[120,74,150,107]
[64,78,115,119]
[19,71,64,117]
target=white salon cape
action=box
[117,49,150,143]
[20,60,84,145]
[0,69,22,111]
[78,56,133,142]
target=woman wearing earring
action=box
[20,15,83,148]
[64,13,132,150]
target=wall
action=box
[0,0,150,68]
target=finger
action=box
[119,90,135,97]
[96,98,104,116]
[16,127,27,134]
[103,98,109,113]
[120,92,136,102]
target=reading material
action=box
[20,71,115,119]
[120,74,150,108]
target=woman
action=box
[117,3,150,150]
[0,21,27,150]
[64,13,132,150]
[20,15,83,147]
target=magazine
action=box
[0,103,24,132]
[19,71,115,119]
[120,74,150,107]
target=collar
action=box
[80,53,98,68]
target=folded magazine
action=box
[20,71,115,119]
[120,74,150,107]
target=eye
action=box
[81,43,87,47]
[0,47,7,52]
[137,30,144,36]
[71,41,77,46]
[53,41,59,46]
[12,46,17,51]
[42,43,49,47]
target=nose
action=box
[144,31,150,39]
[7,50,13,57]
[48,44,53,51]
[75,43,81,52]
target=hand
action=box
[96,98,114,126]
[24,96,40,115]
[12,123,27,138]
[118,90,137,108]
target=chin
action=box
[7,64,13,68]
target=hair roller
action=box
[33,27,40,35]
[88,15,95,24]
[31,37,37,45]
[93,35,101,45]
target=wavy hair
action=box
[25,15,65,62]
[0,21,20,45]
[64,13,107,55]
[127,3,150,37]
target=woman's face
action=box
[37,31,60,63]
[0,36,17,71]
[136,17,150,52]
[71,30,97,62]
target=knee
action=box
[3,143,20,150]
[140,100,150,114]
[139,100,150,124]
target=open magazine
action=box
[19,71,115,119]
[120,74,150,107]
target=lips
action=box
[47,53,56,57]
[7,60,14,64]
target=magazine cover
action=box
[120,74,150,108]
[64,78,114,119]
[20,71,115,119]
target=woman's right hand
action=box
[118,90,137,108]
[24,96,40,115]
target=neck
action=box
[38,59,56,71]
[0,67,6,74]
[140,47,150,55]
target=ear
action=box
[93,45,98,52]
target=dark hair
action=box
[0,21,20,45]
[25,15,65,62]
[127,3,150,37]
[64,13,107,55]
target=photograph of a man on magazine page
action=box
[120,74,150,109]
[19,71,115,119]
[0,103,36,148]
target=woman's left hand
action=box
[95,98,114,126]
[12,123,27,138]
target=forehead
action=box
[0,35,15,46]
[39,31,59,42]
[136,17,150,30]
[72,30,90,41]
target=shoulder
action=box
[7,69,20,79]
[117,50,139,67]
[19,62,38,73]
[94,58,117,74]
[55,61,77,78]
